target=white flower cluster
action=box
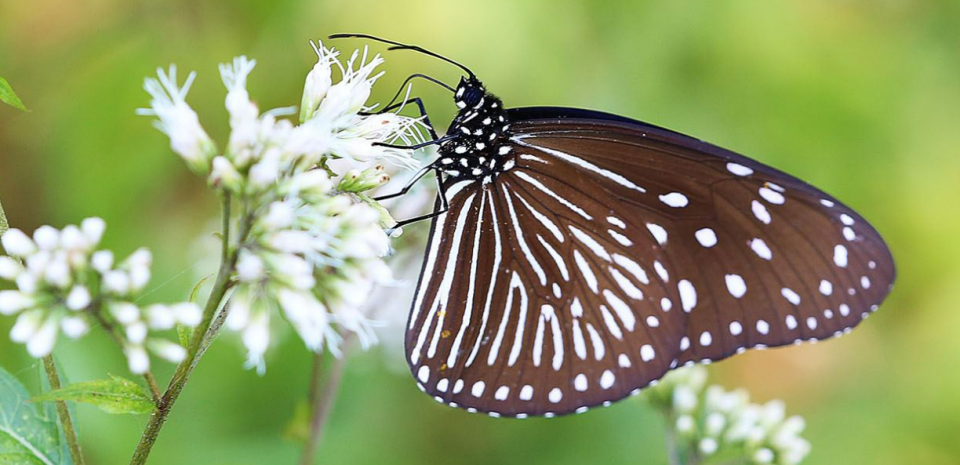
[0,220,201,373]
[226,194,391,372]
[649,366,811,465]
[140,40,422,373]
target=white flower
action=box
[60,316,89,338]
[65,285,91,311]
[277,288,336,353]
[126,346,151,374]
[220,56,260,159]
[33,226,60,250]
[314,47,384,127]
[138,66,215,175]
[1,228,37,256]
[0,256,23,280]
[210,156,244,192]
[91,250,114,272]
[698,437,718,455]
[300,40,337,123]
[0,290,34,315]
[0,220,201,372]
[148,339,188,363]
[647,366,811,465]
[81,217,106,244]
[26,317,59,358]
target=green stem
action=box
[298,352,347,465]
[129,193,246,465]
[42,356,85,465]
[3,195,85,465]
[664,416,682,465]
[90,307,163,407]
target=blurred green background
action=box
[1,0,958,464]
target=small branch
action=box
[298,352,348,465]
[42,356,86,465]
[142,372,163,406]
[129,194,246,465]
[90,308,163,407]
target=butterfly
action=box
[331,35,896,418]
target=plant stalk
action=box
[298,352,348,465]
[4,195,85,465]
[129,194,244,465]
[43,356,86,465]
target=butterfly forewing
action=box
[506,112,895,365]
[406,107,895,417]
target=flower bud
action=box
[209,156,245,192]
[300,41,335,122]
[148,339,187,363]
[26,317,59,358]
[145,304,175,330]
[61,316,90,338]
[33,226,61,250]
[1,229,37,257]
[0,256,23,280]
[10,311,42,342]
[80,217,106,245]
[337,164,389,193]
[103,270,131,295]
[171,302,202,327]
[91,250,114,273]
[0,290,34,315]
[126,346,151,374]
[66,285,92,311]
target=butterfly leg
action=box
[373,162,436,201]
[389,168,450,229]
[376,96,440,141]
[374,134,456,150]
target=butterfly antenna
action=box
[328,33,476,79]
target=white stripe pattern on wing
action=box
[445,190,487,368]
[465,192,503,367]
[502,184,547,286]
[513,171,592,220]
[514,138,647,193]
[412,192,476,364]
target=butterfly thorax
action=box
[437,78,514,183]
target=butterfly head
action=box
[438,77,511,181]
[454,77,488,110]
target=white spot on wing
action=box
[695,228,718,247]
[752,200,772,224]
[646,223,668,246]
[834,245,849,267]
[678,280,697,312]
[750,238,772,260]
[725,274,747,298]
[727,162,754,176]
[659,192,689,208]
[759,187,785,204]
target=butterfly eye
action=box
[462,88,484,107]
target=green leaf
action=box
[0,77,27,112]
[32,376,155,415]
[179,275,212,347]
[0,365,70,465]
